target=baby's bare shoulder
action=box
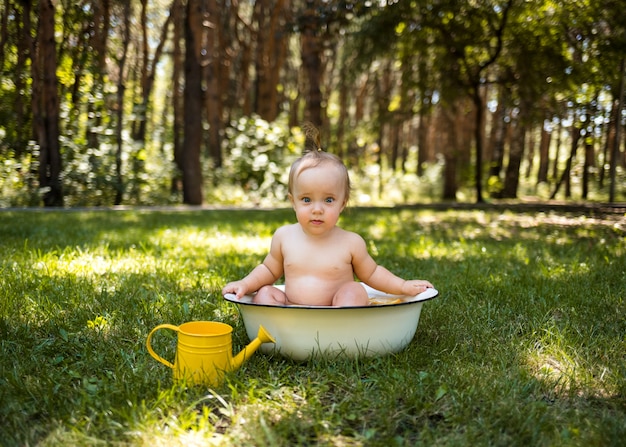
[334,227,366,247]
[273,224,300,240]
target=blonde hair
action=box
[288,123,351,201]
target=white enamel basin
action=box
[224,284,438,360]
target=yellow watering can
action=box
[146,321,275,386]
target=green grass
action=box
[1,206,624,446]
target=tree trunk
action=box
[171,0,184,194]
[599,101,614,188]
[471,86,485,203]
[390,119,401,171]
[0,0,7,70]
[14,2,33,155]
[582,137,594,199]
[551,118,563,181]
[182,0,204,205]
[416,108,431,177]
[501,112,526,198]
[537,114,551,183]
[132,0,149,141]
[376,60,393,167]
[441,103,460,200]
[114,1,132,205]
[300,0,323,126]
[259,0,288,122]
[133,0,172,143]
[336,57,349,159]
[442,151,458,200]
[68,21,90,128]
[416,106,429,177]
[524,126,535,179]
[609,56,625,203]
[550,125,580,200]
[34,0,62,206]
[205,0,222,166]
[487,88,507,186]
[354,74,367,123]
[416,56,433,177]
[86,0,110,150]
[236,4,254,117]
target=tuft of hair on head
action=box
[302,122,322,154]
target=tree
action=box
[132,0,172,143]
[33,0,62,206]
[85,0,111,150]
[299,0,323,126]
[428,0,513,203]
[170,0,185,194]
[114,1,132,205]
[609,56,625,203]
[253,0,290,122]
[182,0,204,205]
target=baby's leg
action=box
[332,282,370,307]
[253,285,288,306]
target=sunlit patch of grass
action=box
[520,294,625,409]
[525,339,620,404]
[526,325,588,396]
[123,392,230,447]
[31,248,167,277]
[150,227,271,256]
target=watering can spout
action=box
[231,325,275,371]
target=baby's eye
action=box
[325,197,335,203]
[302,197,311,203]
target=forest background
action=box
[0,0,625,208]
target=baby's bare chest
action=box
[282,240,353,275]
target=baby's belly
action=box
[285,276,350,306]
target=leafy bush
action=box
[210,114,300,205]
[0,145,41,207]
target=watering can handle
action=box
[146,324,180,369]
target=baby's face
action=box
[289,164,347,236]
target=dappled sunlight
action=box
[522,324,618,401]
[150,227,270,256]
[115,389,234,446]
[127,423,223,447]
[117,384,367,447]
[27,227,271,291]
[227,387,305,436]
[31,248,175,279]
[123,386,318,446]
[219,384,368,445]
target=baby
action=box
[222,126,433,306]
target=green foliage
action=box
[208,114,301,205]
[0,148,40,207]
[0,207,624,446]
[60,136,119,207]
[1,0,625,207]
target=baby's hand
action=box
[222,281,248,299]
[401,280,434,296]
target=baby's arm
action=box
[221,231,284,298]
[351,234,433,296]
[222,263,278,298]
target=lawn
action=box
[1,206,624,446]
